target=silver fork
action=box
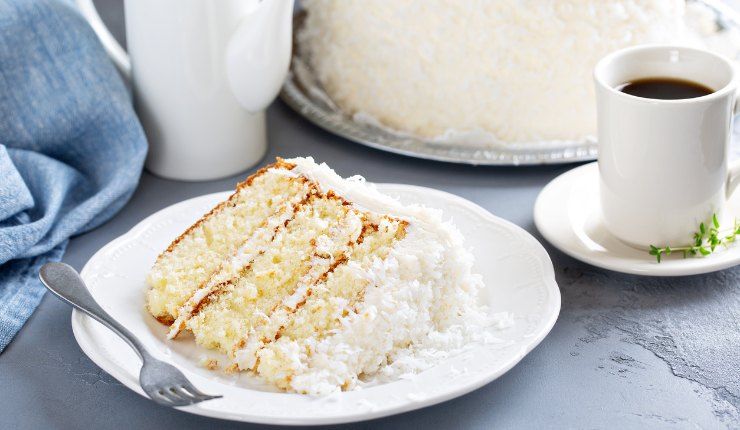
[39,262,222,407]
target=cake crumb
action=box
[199,357,220,370]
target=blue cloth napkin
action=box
[0,0,147,351]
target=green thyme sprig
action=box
[649,214,740,263]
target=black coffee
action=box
[616,77,713,100]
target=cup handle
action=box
[728,161,740,199]
[729,93,740,199]
[75,0,131,79]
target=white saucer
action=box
[534,162,740,276]
[73,184,560,425]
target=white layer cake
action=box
[298,0,686,144]
[146,157,489,394]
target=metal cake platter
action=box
[280,0,740,166]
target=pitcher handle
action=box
[76,0,131,79]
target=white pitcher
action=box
[76,0,294,181]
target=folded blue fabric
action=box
[0,0,146,351]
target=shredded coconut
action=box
[298,1,739,146]
[269,157,510,395]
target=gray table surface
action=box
[2,1,739,429]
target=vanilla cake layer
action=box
[147,157,489,395]
[146,161,312,323]
[165,186,318,340]
[181,194,369,356]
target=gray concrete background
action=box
[1,1,738,428]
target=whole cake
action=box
[146,157,490,394]
[298,0,686,144]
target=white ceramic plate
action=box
[534,163,740,276]
[73,184,560,425]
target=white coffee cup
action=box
[594,45,740,248]
[76,0,294,181]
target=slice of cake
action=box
[146,157,488,394]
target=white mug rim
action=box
[594,44,737,105]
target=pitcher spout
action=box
[226,0,294,113]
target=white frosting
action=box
[298,1,740,146]
[262,157,507,395]
[286,157,449,227]
[299,0,686,143]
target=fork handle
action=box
[39,262,151,362]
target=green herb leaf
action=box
[648,217,738,262]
